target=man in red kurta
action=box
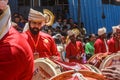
[66,30,84,63]
[0,1,34,80]
[22,9,60,60]
[94,27,109,54]
[107,26,120,53]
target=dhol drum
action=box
[52,60,102,74]
[32,58,61,80]
[52,60,90,71]
[87,53,108,68]
[99,53,120,70]
[49,70,106,80]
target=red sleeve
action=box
[107,39,115,53]
[65,44,71,59]
[94,40,101,54]
[0,46,34,80]
[50,37,61,60]
[79,42,85,53]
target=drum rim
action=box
[99,54,120,70]
[33,58,61,80]
[35,59,58,75]
[49,70,105,80]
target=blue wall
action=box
[68,0,120,34]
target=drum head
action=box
[50,70,105,80]
[99,54,120,70]
[32,58,61,80]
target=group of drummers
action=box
[31,12,120,80]
[0,0,120,80]
[31,11,120,79]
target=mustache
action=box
[29,27,40,35]
[32,28,39,31]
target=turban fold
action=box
[28,8,45,22]
[28,8,54,26]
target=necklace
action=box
[27,31,40,59]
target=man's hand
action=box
[76,55,81,60]
[49,56,60,60]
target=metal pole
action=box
[33,0,34,7]
[39,0,41,7]
[78,0,81,27]
[30,0,32,7]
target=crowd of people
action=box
[0,0,120,80]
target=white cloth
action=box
[23,22,29,32]
[0,6,11,39]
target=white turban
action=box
[112,26,118,34]
[116,25,120,31]
[98,27,106,36]
[28,8,45,22]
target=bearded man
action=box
[22,9,60,60]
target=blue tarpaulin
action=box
[68,0,120,34]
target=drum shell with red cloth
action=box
[49,70,106,80]
[52,60,90,71]
[51,59,101,74]
[32,58,61,80]
[87,53,108,68]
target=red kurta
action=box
[0,27,34,80]
[66,41,84,63]
[22,30,60,59]
[94,38,107,54]
[107,37,120,53]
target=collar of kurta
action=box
[0,6,11,40]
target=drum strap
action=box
[104,39,108,52]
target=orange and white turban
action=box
[23,8,55,32]
[28,8,46,22]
